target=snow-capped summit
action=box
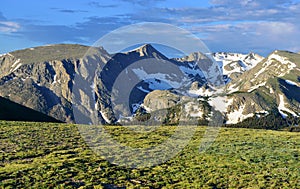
[226,50,299,94]
[212,52,264,79]
[221,50,300,124]
[243,52,264,67]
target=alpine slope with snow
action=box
[0,44,299,128]
[221,50,300,125]
[212,52,264,82]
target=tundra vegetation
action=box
[0,121,299,188]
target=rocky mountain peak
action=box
[243,52,264,66]
[211,52,264,82]
[174,52,208,63]
[226,50,300,94]
[213,52,263,67]
[126,44,167,59]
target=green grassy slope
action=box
[0,97,61,123]
[0,121,299,188]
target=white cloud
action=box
[192,21,300,55]
[2,0,300,55]
[0,21,20,33]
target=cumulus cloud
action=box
[120,1,300,54]
[0,21,20,33]
[0,12,21,34]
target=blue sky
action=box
[1,0,300,56]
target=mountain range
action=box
[0,44,299,128]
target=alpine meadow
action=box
[1,0,300,188]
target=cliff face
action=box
[0,44,110,123]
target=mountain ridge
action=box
[0,44,299,128]
[0,96,61,122]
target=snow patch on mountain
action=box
[247,82,267,92]
[255,110,269,118]
[188,87,214,97]
[52,74,58,84]
[190,111,203,118]
[132,68,186,89]
[244,53,264,66]
[270,53,296,67]
[0,53,13,57]
[11,59,20,68]
[213,52,263,76]
[227,83,240,94]
[267,86,274,94]
[223,62,246,75]
[11,63,22,72]
[100,111,112,124]
[184,102,203,118]
[255,52,296,78]
[285,80,300,87]
[209,96,232,113]
[147,79,172,90]
[226,104,254,124]
[136,79,173,93]
[214,53,247,62]
[278,94,298,118]
[179,65,205,77]
[187,85,225,97]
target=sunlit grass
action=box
[0,121,299,188]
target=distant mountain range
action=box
[0,44,299,128]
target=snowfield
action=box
[278,94,298,118]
